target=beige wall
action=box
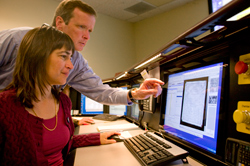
[0,0,57,29]
[0,0,209,79]
[81,14,135,79]
[134,0,209,62]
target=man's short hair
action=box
[52,0,97,26]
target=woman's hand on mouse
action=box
[100,131,121,144]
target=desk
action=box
[73,118,204,166]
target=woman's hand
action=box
[78,117,95,125]
[100,131,121,144]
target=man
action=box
[0,0,164,125]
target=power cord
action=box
[138,111,144,125]
[143,122,148,131]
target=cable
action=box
[143,122,148,131]
[138,111,144,125]
[154,129,167,140]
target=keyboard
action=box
[124,132,189,166]
[92,114,123,121]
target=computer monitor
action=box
[208,0,232,14]
[105,87,128,116]
[162,62,225,160]
[126,84,141,121]
[109,105,127,116]
[129,84,140,121]
[80,94,103,115]
[130,102,140,120]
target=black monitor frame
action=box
[159,58,229,165]
[125,104,142,126]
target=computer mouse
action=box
[107,134,124,142]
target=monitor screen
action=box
[125,84,141,122]
[130,103,140,120]
[80,94,103,115]
[109,87,128,116]
[129,84,141,120]
[109,105,127,116]
[209,0,232,13]
[163,62,223,155]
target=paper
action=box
[140,69,150,79]
[97,123,139,132]
[119,131,132,139]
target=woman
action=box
[0,24,120,166]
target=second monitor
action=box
[80,94,104,115]
[104,87,128,116]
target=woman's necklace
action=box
[31,98,58,131]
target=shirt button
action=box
[67,117,70,123]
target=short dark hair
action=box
[4,25,75,108]
[52,0,97,26]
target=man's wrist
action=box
[128,88,138,104]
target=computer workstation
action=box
[70,65,225,165]
[74,116,201,166]
[71,78,200,166]
[71,1,250,165]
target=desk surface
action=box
[73,118,205,166]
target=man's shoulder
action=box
[1,27,33,34]
[72,50,86,64]
[72,50,82,58]
[0,27,33,40]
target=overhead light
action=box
[116,72,127,80]
[227,7,250,21]
[134,53,161,69]
[102,79,113,83]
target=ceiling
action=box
[56,0,195,22]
